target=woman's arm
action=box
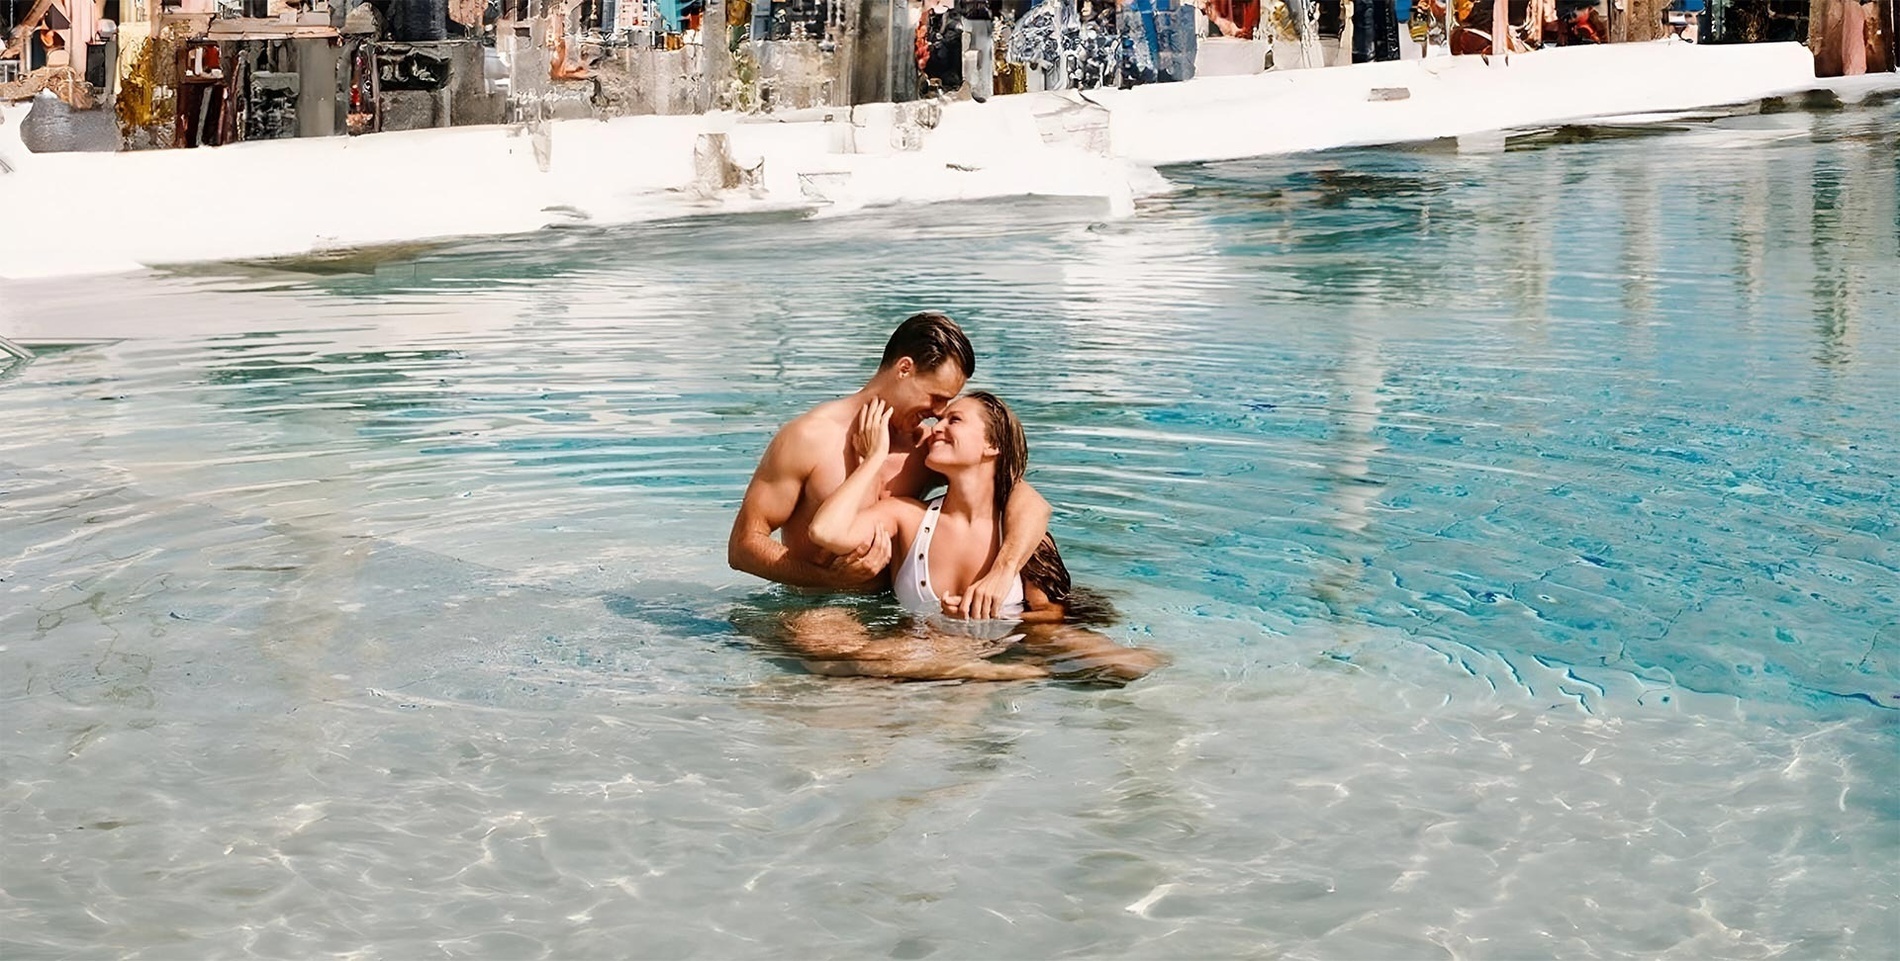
[729,417,890,589]
[807,399,898,556]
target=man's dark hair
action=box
[879,311,976,378]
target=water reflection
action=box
[1618,147,1660,320]
[1730,156,1771,326]
[1312,326,1390,625]
[201,342,467,416]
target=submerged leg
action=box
[781,607,878,660]
[781,608,1048,682]
[1019,625,1168,684]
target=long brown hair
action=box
[965,390,1025,519]
[966,390,1112,620]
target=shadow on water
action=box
[606,591,760,639]
[609,589,924,681]
[231,240,462,276]
[705,587,1158,688]
[1179,172,1455,213]
[172,196,1112,300]
[1505,122,1705,150]
[200,344,468,415]
[0,354,32,385]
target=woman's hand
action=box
[943,565,1018,620]
[807,399,903,567]
[853,399,893,464]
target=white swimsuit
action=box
[893,497,1026,630]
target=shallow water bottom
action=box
[1,465,1891,959]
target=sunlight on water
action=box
[1,100,1895,959]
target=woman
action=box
[786,391,1163,683]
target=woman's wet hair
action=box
[880,311,976,378]
[965,390,1117,625]
[964,390,1026,518]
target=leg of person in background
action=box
[1175,1,1196,79]
[1351,0,1373,59]
[1374,0,1401,57]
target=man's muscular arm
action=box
[728,421,890,590]
[945,480,1051,620]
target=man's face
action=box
[893,359,967,432]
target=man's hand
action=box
[827,524,893,585]
[943,566,1019,620]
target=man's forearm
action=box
[994,483,1052,574]
[729,532,866,591]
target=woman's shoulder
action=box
[875,495,930,538]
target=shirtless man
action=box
[727,311,1051,619]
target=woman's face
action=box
[922,396,995,471]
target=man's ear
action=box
[895,357,914,376]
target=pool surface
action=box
[2,99,1896,958]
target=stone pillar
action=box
[295,38,339,137]
[889,0,915,101]
[847,0,893,103]
[702,0,731,109]
[1625,0,1666,38]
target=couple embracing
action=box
[727,311,1163,682]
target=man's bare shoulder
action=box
[783,398,859,440]
[767,398,856,461]
[805,394,864,426]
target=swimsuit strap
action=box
[914,496,945,603]
[894,496,945,614]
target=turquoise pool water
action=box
[2,98,1896,958]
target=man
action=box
[727,311,1051,619]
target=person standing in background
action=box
[1353,0,1402,59]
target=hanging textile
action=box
[1005,0,1071,87]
